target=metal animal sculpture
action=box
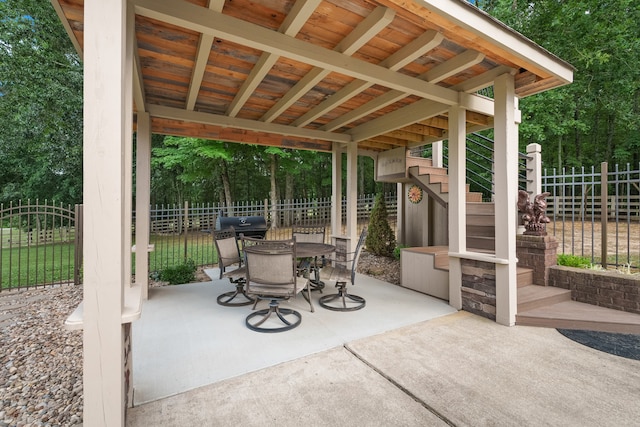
[517,190,551,236]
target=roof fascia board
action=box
[132,0,459,105]
[413,0,573,84]
[50,0,83,59]
[148,105,352,144]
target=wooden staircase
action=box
[384,150,640,334]
[406,156,495,252]
[516,267,640,334]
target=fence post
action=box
[601,162,608,268]
[183,200,189,261]
[526,143,542,196]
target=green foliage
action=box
[157,259,197,285]
[365,194,396,257]
[393,244,408,260]
[0,0,83,205]
[557,254,591,269]
[484,0,640,169]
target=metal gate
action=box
[0,200,82,291]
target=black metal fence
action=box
[542,162,640,269]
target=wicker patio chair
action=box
[243,238,313,333]
[318,227,367,312]
[213,227,254,306]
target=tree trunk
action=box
[220,160,233,217]
[284,172,294,226]
[269,154,279,228]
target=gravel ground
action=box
[0,251,398,426]
[0,285,83,427]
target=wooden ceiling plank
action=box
[293,29,443,128]
[148,104,352,143]
[132,0,459,106]
[226,0,322,117]
[261,6,395,123]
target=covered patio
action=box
[51,0,573,425]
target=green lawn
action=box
[1,242,76,288]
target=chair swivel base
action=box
[246,300,301,333]
[217,282,255,307]
[319,286,366,312]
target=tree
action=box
[365,193,396,257]
[483,0,640,169]
[0,0,83,204]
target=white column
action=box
[494,73,519,326]
[447,106,466,309]
[83,0,129,425]
[346,142,358,251]
[136,112,152,299]
[526,143,542,196]
[432,140,444,168]
[396,182,404,245]
[331,143,342,238]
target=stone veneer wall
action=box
[549,266,640,315]
[461,259,496,320]
[516,234,558,286]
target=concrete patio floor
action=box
[127,276,640,427]
[130,269,457,405]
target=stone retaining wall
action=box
[549,266,640,315]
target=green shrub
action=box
[158,259,197,285]
[365,193,396,257]
[557,254,591,269]
[393,244,408,260]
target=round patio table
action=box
[295,242,335,291]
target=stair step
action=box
[466,192,483,202]
[418,166,447,176]
[517,267,533,288]
[517,285,571,312]
[516,300,640,335]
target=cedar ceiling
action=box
[52,0,573,153]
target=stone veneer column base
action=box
[516,234,558,286]
[461,259,496,320]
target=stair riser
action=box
[517,292,571,312]
[515,316,640,335]
[517,270,533,287]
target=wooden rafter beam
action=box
[148,105,352,143]
[293,30,444,128]
[370,135,409,146]
[261,6,396,123]
[185,0,225,111]
[322,48,485,132]
[132,0,459,106]
[226,0,322,117]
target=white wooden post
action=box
[83,0,130,424]
[346,142,358,252]
[493,73,519,326]
[331,142,342,238]
[136,112,151,299]
[447,106,466,309]
[526,143,542,196]
[432,140,444,168]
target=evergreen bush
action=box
[365,193,396,257]
[158,259,197,285]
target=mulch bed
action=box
[557,329,640,361]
